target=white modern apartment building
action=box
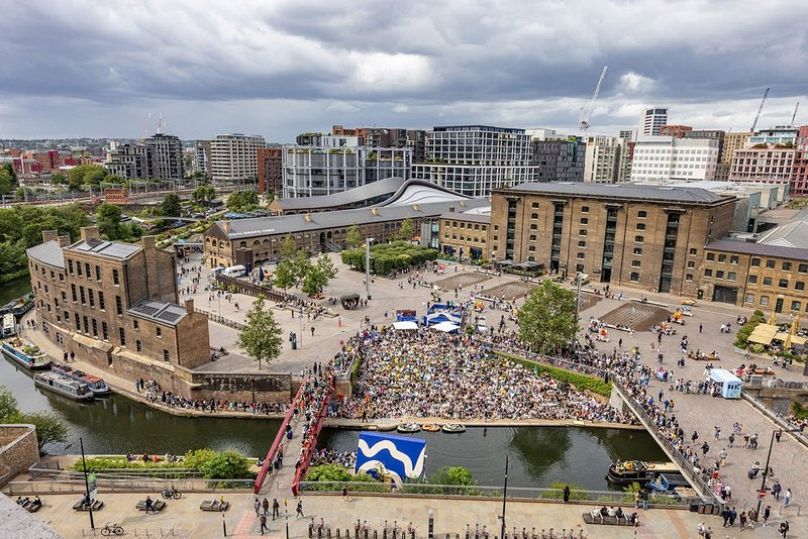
[209,134,265,185]
[629,135,719,182]
[640,108,668,136]
[282,134,411,198]
[583,135,622,183]
[411,125,538,197]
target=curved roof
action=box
[381,179,471,207]
[277,177,407,211]
[27,240,65,269]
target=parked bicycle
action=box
[100,522,124,536]
[161,485,182,500]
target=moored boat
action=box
[1,338,51,370]
[51,363,110,396]
[606,460,680,485]
[397,423,421,434]
[33,372,94,402]
[0,296,34,318]
[421,423,440,432]
[441,423,466,434]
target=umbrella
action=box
[393,321,418,330]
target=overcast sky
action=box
[1,0,806,141]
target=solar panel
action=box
[156,311,182,322]
[135,305,160,316]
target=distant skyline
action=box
[1,0,806,141]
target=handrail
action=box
[291,375,334,496]
[253,378,307,493]
[742,392,808,449]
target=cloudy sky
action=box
[1,0,806,141]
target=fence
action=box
[297,481,692,507]
[742,391,808,450]
[6,476,252,495]
[291,375,335,495]
[82,528,190,537]
[215,274,291,303]
[194,308,246,330]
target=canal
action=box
[0,275,32,305]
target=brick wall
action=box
[0,425,39,488]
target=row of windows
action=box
[744,294,806,312]
[57,310,169,359]
[68,284,111,312]
[446,221,486,231]
[67,258,120,285]
[32,263,65,282]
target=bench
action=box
[582,513,638,526]
[73,499,104,512]
[200,500,230,512]
[136,499,166,512]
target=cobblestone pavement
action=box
[581,294,808,534]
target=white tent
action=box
[393,321,419,330]
[431,321,460,333]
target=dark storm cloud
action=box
[0,0,806,138]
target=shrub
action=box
[199,450,252,479]
[183,448,217,469]
[495,352,611,397]
[428,466,475,486]
[540,482,588,500]
[751,344,765,354]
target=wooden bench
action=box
[582,513,638,526]
[136,499,166,512]
[73,499,104,512]
[200,500,230,512]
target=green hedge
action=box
[734,310,766,348]
[71,449,255,479]
[341,241,438,275]
[495,352,611,397]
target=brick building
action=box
[489,183,736,296]
[438,208,492,261]
[27,227,211,383]
[257,147,282,195]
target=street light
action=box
[365,237,374,301]
[755,428,801,516]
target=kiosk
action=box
[708,368,742,399]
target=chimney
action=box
[80,226,100,242]
[448,206,455,213]
[58,235,72,247]
[184,298,195,313]
[41,230,59,243]
[141,235,156,250]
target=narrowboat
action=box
[0,296,34,318]
[50,363,110,396]
[606,460,681,485]
[1,339,51,370]
[33,372,94,402]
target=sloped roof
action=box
[706,239,808,261]
[499,182,734,205]
[26,240,65,269]
[128,299,188,326]
[66,238,141,260]
[277,177,407,211]
[758,208,808,249]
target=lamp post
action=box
[499,455,509,539]
[755,428,800,516]
[365,237,374,301]
[79,437,95,530]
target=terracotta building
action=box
[489,183,736,296]
[257,147,282,195]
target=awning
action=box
[431,321,460,333]
[393,321,418,330]
[747,323,779,345]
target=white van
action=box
[222,265,247,278]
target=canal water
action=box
[318,427,666,491]
[0,276,32,305]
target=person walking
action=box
[763,505,771,526]
[784,488,792,508]
[699,323,703,333]
[563,485,570,503]
[296,498,305,519]
[254,497,261,517]
[718,448,727,467]
[779,521,789,538]
[772,480,782,500]
[259,513,268,535]
[272,498,280,520]
[262,497,269,516]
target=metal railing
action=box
[6,476,252,495]
[82,528,189,537]
[742,392,808,449]
[297,481,692,506]
[194,308,246,330]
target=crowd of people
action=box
[310,448,356,468]
[135,378,288,415]
[292,363,335,473]
[329,330,634,424]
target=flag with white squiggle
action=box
[355,432,427,484]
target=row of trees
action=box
[274,236,338,296]
[0,386,67,450]
[0,162,18,195]
[226,190,259,212]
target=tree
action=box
[19,412,68,450]
[50,172,67,186]
[516,280,578,354]
[0,387,18,422]
[237,295,283,369]
[226,190,259,212]
[67,164,107,190]
[199,450,251,479]
[161,193,182,217]
[0,163,16,194]
[273,259,297,291]
[346,225,363,248]
[280,235,297,259]
[398,218,415,241]
[96,202,123,240]
[192,185,216,206]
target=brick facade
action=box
[0,425,39,488]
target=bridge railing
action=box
[291,375,335,496]
[215,274,292,303]
[253,378,307,494]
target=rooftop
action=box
[706,239,808,261]
[26,240,65,269]
[499,182,734,205]
[277,177,407,211]
[757,208,808,249]
[66,238,141,260]
[440,206,491,224]
[128,299,188,326]
[211,198,490,240]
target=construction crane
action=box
[579,66,608,133]
[791,101,800,127]
[750,87,770,132]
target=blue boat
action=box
[1,339,52,370]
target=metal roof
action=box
[499,182,735,205]
[128,299,188,326]
[706,239,808,261]
[757,208,808,249]
[26,240,65,269]
[278,177,407,211]
[440,209,491,224]
[212,198,490,240]
[383,180,471,207]
[67,238,141,259]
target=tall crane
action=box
[750,87,770,133]
[579,66,608,133]
[791,101,800,127]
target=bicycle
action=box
[100,523,124,536]
[161,485,182,500]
